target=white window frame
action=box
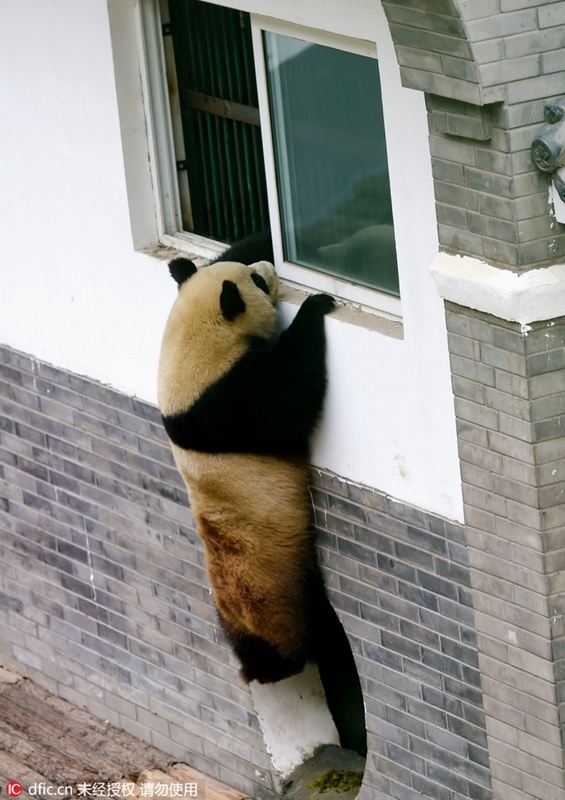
[138,0,402,319]
[251,16,401,319]
[139,0,228,261]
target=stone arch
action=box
[380,0,505,106]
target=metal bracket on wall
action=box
[531,97,565,203]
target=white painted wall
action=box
[0,0,173,403]
[0,0,463,522]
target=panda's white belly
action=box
[170,446,316,650]
[171,445,311,536]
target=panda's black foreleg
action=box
[270,293,336,436]
[219,617,306,684]
[277,293,335,366]
[162,292,335,457]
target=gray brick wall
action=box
[0,344,490,800]
[381,0,565,271]
[428,95,565,271]
[445,304,565,800]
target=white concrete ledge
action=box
[431,252,565,325]
[250,663,339,779]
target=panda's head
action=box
[158,258,280,415]
[167,257,279,339]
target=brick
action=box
[438,224,487,257]
[431,157,466,186]
[492,474,539,507]
[478,194,516,223]
[538,481,565,509]
[436,203,468,229]
[509,72,565,109]
[450,355,497,390]
[454,397,499,431]
[484,387,529,421]
[448,333,482,362]
[463,480,508,514]
[538,3,565,27]
[533,415,565,442]
[482,53,542,88]
[517,215,559,246]
[467,8,538,41]
[479,241,520,270]
[475,147,514,180]
[457,439,502,472]
[525,322,565,354]
[543,48,565,74]
[396,44,444,74]
[488,430,535,464]
[430,135,478,169]
[464,164,515,197]
[538,459,565,487]
[388,23,473,59]
[494,368,529,400]
[536,438,565,469]
[480,343,529,376]
[440,56,482,89]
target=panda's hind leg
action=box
[219,618,305,684]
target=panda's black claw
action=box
[302,293,336,315]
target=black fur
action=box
[220,557,367,756]
[213,230,274,265]
[167,229,272,289]
[220,280,246,321]
[169,257,197,286]
[162,252,367,755]
[250,271,270,294]
[161,293,335,456]
[219,622,306,685]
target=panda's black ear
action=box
[169,257,197,287]
[220,280,246,321]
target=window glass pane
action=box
[264,32,399,296]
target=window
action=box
[144,0,400,313]
[166,0,269,243]
[262,29,398,296]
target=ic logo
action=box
[6,783,23,797]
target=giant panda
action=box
[158,254,366,754]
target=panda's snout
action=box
[250,260,278,299]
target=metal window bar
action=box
[168,0,270,243]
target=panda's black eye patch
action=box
[251,272,270,295]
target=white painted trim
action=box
[431,251,565,325]
[279,261,402,321]
[253,14,378,58]
[138,0,182,238]
[160,231,228,260]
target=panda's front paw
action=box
[301,293,336,316]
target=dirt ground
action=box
[0,666,249,800]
